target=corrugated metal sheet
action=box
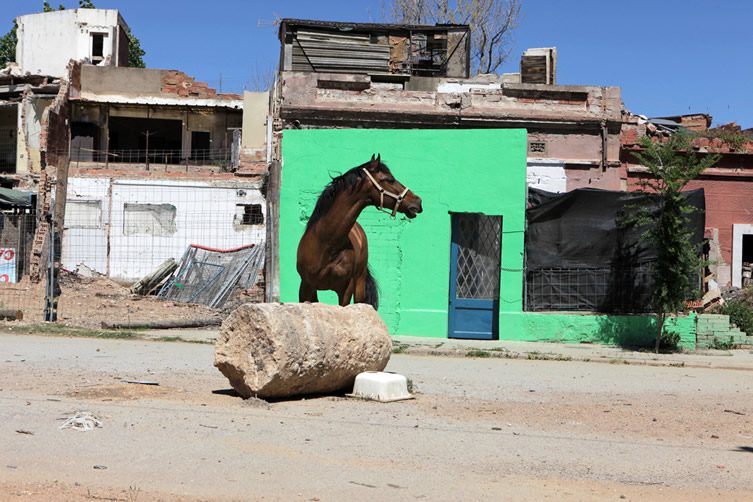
[292,29,390,74]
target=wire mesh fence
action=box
[52,178,267,328]
[0,210,46,322]
[525,263,655,313]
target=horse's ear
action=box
[376,153,381,164]
[369,154,378,169]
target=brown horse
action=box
[297,154,423,309]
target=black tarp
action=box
[525,187,705,313]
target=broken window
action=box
[123,203,177,236]
[91,33,106,64]
[410,32,447,75]
[65,200,102,229]
[235,204,264,226]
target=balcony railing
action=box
[67,147,237,171]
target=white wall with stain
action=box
[63,178,266,281]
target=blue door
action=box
[448,213,501,340]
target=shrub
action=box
[659,329,681,352]
[721,300,753,336]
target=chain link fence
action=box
[0,210,46,322]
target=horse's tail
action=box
[365,268,379,310]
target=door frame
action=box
[447,212,501,340]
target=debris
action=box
[711,434,719,439]
[723,409,746,416]
[124,380,160,386]
[199,424,218,429]
[158,244,264,309]
[0,309,23,321]
[15,429,33,435]
[75,263,101,279]
[101,318,221,330]
[93,464,108,470]
[130,258,178,296]
[59,411,103,431]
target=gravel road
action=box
[1,333,752,501]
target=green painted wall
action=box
[279,128,698,350]
[280,128,528,337]
[497,312,696,350]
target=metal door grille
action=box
[455,214,501,299]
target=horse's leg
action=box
[349,222,368,304]
[353,271,367,304]
[299,281,319,303]
[337,281,355,307]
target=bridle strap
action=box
[362,168,409,217]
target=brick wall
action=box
[161,70,241,100]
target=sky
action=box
[3,0,752,128]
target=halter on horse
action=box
[296,154,423,309]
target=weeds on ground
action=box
[710,336,735,350]
[466,349,492,358]
[406,378,415,394]
[658,330,681,352]
[152,336,211,345]
[392,343,409,354]
[526,351,572,361]
[1,323,142,339]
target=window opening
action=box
[235,204,264,226]
[91,33,106,64]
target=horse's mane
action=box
[306,160,390,231]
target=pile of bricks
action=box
[696,313,752,349]
[160,70,241,100]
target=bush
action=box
[721,300,753,336]
[659,329,681,352]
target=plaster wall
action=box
[16,9,126,77]
[527,159,566,193]
[242,91,269,150]
[62,178,266,281]
[732,224,753,289]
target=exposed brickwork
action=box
[161,70,242,100]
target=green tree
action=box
[127,29,146,68]
[632,133,719,352]
[43,2,65,11]
[0,21,16,67]
[79,0,96,8]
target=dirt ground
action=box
[56,272,222,329]
[2,333,753,501]
[0,271,250,328]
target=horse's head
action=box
[362,154,423,219]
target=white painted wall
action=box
[526,158,567,193]
[62,177,110,274]
[62,178,266,282]
[732,223,753,288]
[16,9,126,77]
